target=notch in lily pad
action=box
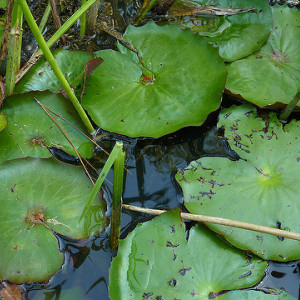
[176,104,300,261]
[81,21,226,138]
[0,158,108,283]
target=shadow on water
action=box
[27,96,300,299]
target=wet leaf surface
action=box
[226,4,300,107]
[15,50,93,94]
[219,289,295,299]
[169,0,272,61]
[82,21,226,138]
[0,91,94,163]
[0,158,108,283]
[109,209,267,299]
[176,104,300,261]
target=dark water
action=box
[26,95,300,300]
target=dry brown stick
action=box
[49,0,67,45]
[0,0,14,62]
[122,204,300,242]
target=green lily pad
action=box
[15,50,93,94]
[220,290,295,299]
[0,158,107,283]
[109,209,267,299]
[0,113,7,131]
[82,21,226,138]
[226,5,300,107]
[170,0,272,61]
[0,91,94,163]
[176,104,300,261]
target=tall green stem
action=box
[37,0,99,54]
[80,0,87,36]
[18,0,95,133]
[111,142,125,250]
[5,1,23,96]
[38,1,52,33]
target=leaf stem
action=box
[38,1,52,33]
[122,204,300,242]
[111,142,125,250]
[18,0,95,133]
[79,142,123,222]
[279,90,300,121]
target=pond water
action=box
[25,95,300,299]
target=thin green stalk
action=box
[79,142,123,222]
[111,142,125,250]
[38,1,52,33]
[5,1,23,96]
[279,90,300,121]
[37,0,99,54]
[5,23,20,95]
[80,0,87,36]
[18,0,95,133]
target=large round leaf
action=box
[226,5,300,107]
[109,209,267,299]
[15,50,93,94]
[0,158,107,283]
[82,21,226,138]
[176,104,300,261]
[0,91,94,163]
[170,0,272,62]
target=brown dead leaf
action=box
[0,281,24,300]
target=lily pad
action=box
[225,5,300,107]
[0,91,94,163]
[0,158,107,283]
[109,209,267,299]
[15,50,93,94]
[0,113,7,131]
[176,104,300,261]
[170,0,272,61]
[82,21,226,138]
[220,290,295,299]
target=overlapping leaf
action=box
[226,5,300,107]
[15,50,93,94]
[170,0,272,61]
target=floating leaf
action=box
[220,290,295,299]
[109,209,267,299]
[15,50,93,94]
[0,113,7,131]
[82,21,226,138]
[226,5,300,107]
[0,91,94,163]
[176,104,300,261]
[169,0,272,61]
[0,158,107,283]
